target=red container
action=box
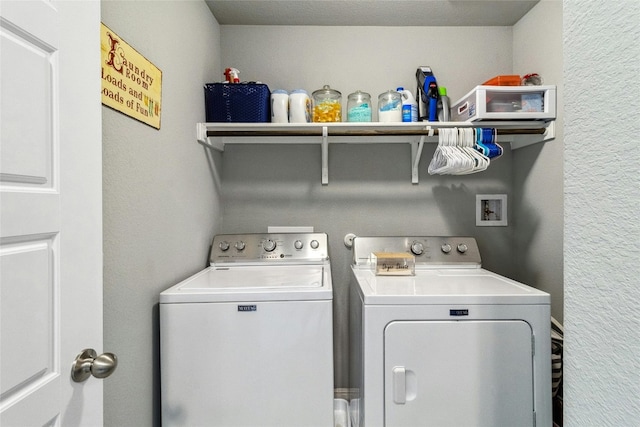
[482,75,521,86]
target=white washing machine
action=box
[349,236,551,427]
[161,233,334,427]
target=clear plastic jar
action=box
[312,85,342,122]
[377,90,402,122]
[347,90,372,122]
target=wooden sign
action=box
[100,23,162,129]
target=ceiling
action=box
[205,0,540,27]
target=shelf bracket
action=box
[542,120,556,142]
[410,126,433,184]
[321,126,329,185]
[196,123,224,151]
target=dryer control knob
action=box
[457,243,468,254]
[410,241,424,255]
[263,239,277,252]
[219,241,230,251]
[310,240,320,249]
[441,243,452,254]
[294,240,304,250]
[235,241,246,251]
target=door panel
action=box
[0,2,62,424]
[0,18,55,185]
[0,236,56,396]
[385,320,534,427]
[0,1,102,425]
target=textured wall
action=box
[564,0,640,424]
[101,1,222,425]
[512,1,564,322]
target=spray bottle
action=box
[397,87,418,122]
[224,67,240,83]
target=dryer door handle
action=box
[392,366,406,404]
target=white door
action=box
[0,1,104,426]
[384,320,534,427]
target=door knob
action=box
[71,348,118,382]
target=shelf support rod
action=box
[411,126,432,184]
[321,126,329,185]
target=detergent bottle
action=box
[397,87,418,122]
[437,86,451,122]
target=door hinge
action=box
[533,410,537,427]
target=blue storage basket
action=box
[204,83,271,122]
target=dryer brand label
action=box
[450,309,469,316]
[237,305,257,312]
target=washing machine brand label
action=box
[450,309,469,316]
[238,305,257,312]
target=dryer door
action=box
[384,320,534,427]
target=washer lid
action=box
[161,264,332,303]
[352,266,549,305]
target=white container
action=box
[451,85,556,122]
[289,89,311,123]
[377,90,402,122]
[397,87,418,122]
[271,90,289,123]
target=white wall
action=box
[513,1,564,322]
[221,26,514,107]
[101,1,222,425]
[564,0,640,424]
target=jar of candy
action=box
[378,90,402,122]
[312,85,342,122]
[347,90,372,122]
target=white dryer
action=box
[349,236,551,427]
[161,233,334,427]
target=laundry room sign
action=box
[100,23,162,129]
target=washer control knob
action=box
[294,240,304,250]
[457,243,468,254]
[235,241,246,251]
[310,240,320,249]
[263,239,277,252]
[441,243,452,254]
[219,241,230,251]
[410,241,424,255]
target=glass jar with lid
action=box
[378,90,402,122]
[347,90,372,122]
[312,85,342,122]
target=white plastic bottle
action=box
[397,87,418,122]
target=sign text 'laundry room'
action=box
[100,23,162,129]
